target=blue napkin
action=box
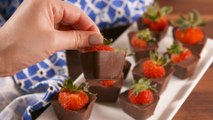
[0,0,153,119]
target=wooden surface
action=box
[158,0,213,119]
[159,0,213,39]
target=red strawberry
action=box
[142,60,165,78]
[150,17,168,31]
[131,29,155,48]
[171,49,191,63]
[84,45,114,51]
[128,78,157,104]
[167,42,192,63]
[128,89,153,104]
[58,79,89,110]
[143,18,152,25]
[59,90,89,110]
[175,29,184,41]
[172,11,206,45]
[142,51,170,78]
[182,27,204,45]
[131,35,147,48]
[142,3,172,31]
[83,38,114,51]
[100,80,116,87]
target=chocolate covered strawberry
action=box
[128,78,157,104]
[131,29,156,48]
[142,51,170,78]
[172,10,206,45]
[58,79,89,110]
[142,3,172,31]
[167,42,192,63]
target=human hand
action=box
[0,0,103,76]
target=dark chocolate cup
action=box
[132,58,174,95]
[119,90,159,120]
[51,94,97,120]
[128,32,158,62]
[137,17,169,41]
[80,51,125,79]
[86,75,124,102]
[66,50,82,79]
[123,60,132,79]
[172,27,207,55]
[172,54,200,79]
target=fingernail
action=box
[88,33,103,45]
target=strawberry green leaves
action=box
[171,10,207,29]
[103,38,113,45]
[143,3,173,21]
[138,29,156,45]
[129,77,157,96]
[62,78,88,92]
[150,51,170,66]
[167,42,183,55]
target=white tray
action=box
[37,23,213,120]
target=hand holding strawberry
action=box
[131,29,156,48]
[58,79,90,110]
[167,42,192,63]
[142,3,173,31]
[142,51,170,78]
[128,78,157,104]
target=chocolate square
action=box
[132,58,174,95]
[51,94,97,120]
[86,75,124,102]
[119,90,159,120]
[80,51,125,79]
[172,27,207,55]
[66,50,82,79]
[173,54,200,79]
[137,17,169,41]
[123,60,132,79]
[128,32,158,62]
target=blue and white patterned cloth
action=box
[0,0,153,119]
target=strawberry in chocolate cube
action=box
[171,10,207,55]
[119,78,159,120]
[132,51,174,95]
[86,74,124,102]
[51,79,96,120]
[128,29,158,61]
[137,3,172,40]
[167,42,200,79]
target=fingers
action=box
[58,1,100,32]
[53,30,103,51]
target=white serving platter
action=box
[37,23,213,120]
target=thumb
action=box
[53,30,103,51]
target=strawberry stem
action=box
[129,77,157,96]
[149,51,170,66]
[171,10,207,29]
[62,78,89,93]
[167,42,184,55]
[137,29,156,45]
[143,3,173,21]
[103,38,113,45]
